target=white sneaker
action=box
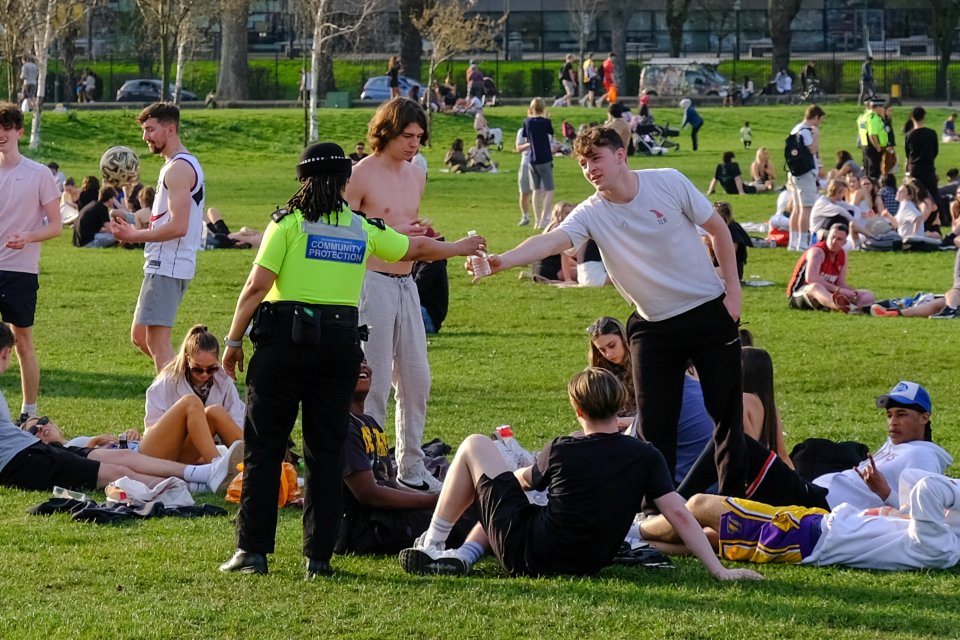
[517,216,530,226]
[398,466,443,494]
[207,440,245,494]
[399,543,470,576]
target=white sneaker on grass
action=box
[207,440,245,494]
[398,466,443,494]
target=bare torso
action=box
[346,153,426,274]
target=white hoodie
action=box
[805,468,960,570]
[813,439,953,509]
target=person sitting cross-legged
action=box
[786,223,875,313]
[397,367,763,581]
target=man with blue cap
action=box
[811,380,951,510]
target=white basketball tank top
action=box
[144,151,205,279]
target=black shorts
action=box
[0,271,38,327]
[476,472,539,575]
[0,442,100,491]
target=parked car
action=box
[639,60,732,98]
[116,79,197,102]
[360,75,422,101]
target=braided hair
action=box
[287,173,350,225]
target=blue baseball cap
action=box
[876,381,932,413]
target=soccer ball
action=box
[99,146,140,186]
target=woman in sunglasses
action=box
[138,324,244,464]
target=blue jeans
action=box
[420,306,437,334]
[82,232,116,248]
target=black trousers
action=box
[627,295,746,498]
[863,147,882,180]
[690,124,702,151]
[235,305,362,560]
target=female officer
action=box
[218,142,484,577]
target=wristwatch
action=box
[223,336,243,348]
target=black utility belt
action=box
[251,301,364,346]
[373,271,411,279]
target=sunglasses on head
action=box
[586,317,620,337]
[189,364,220,376]
[26,416,50,435]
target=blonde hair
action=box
[528,97,545,116]
[567,368,627,421]
[158,324,220,382]
[547,201,575,230]
[825,178,847,199]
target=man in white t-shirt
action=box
[477,126,747,500]
[111,103,205,372]
[786,105,824,251]
[20,58,39,100]
[0,103,62,425]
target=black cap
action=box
[297,143,352,181]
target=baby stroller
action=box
[634,123,680,154]
[482,77,499,107]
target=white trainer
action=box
[207,440,245,494]
[398,466,443,494]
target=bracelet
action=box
[223,336,243,348]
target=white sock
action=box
[788,231,797,249]
[457,541,485,566]
[21,403,36,416]
[187,481,207,493]
[423,515,454,548]
[184,464,210,484]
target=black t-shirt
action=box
[561,62,575,84]
[73,201,109,247]
[412,258,448,331]
[522,116,554,165]
[525,433,674,575]
[904,126,939,174]
[581,239,602,263]
[715,162,743,194]
[341,413,396,514]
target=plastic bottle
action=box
[118,433,128,449]
[467,230,491,281]
[494,425,536,467]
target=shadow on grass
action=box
[21,368,156,400]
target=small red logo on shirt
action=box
[650,209,668,225]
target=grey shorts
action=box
[530,162,554,191]
[788,170,818,207]
[133,274,190,327]
[518,162,533,194]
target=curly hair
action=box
[573,125,624,158]
[287,174,350,225]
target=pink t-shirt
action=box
[0,156,59,274]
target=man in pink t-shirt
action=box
[0,103,62,424]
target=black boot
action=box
[219,549,267,575]
[306,557,333,578]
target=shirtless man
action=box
[345,97,440,493]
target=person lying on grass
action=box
[397,367,763,581]
[0,323,241,494]
[639,468,960,571]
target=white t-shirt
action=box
[558,168,724,321]
[895,200,924,238]
[0,156,59,274]
[790,123,819,172]
[145,151,205,279]
[516,128,530,164]
[814,438,952,509]
[809,196,854,236]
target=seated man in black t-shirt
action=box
[398,367,764,580]
[336,360,473,554]
[73,185,118,248]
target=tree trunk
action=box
[216,0,250,100]
[309,13,323,143]
[399,0,424,81]
[666,1,691,58]
[29,0,55,150]
[174,37,186,104]
[768,0,802,76]
[930,1,960,99]
[608,5,632,91]
[316,45,335,95]
[159,33,171,101]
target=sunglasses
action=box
[586,317,620,337]
[26,415,50,435]
[189,364,220,376]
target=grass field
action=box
[2,102,960,639]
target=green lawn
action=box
[2,103,960,639]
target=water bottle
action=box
[467,230,491,281]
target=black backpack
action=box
[784,126,815,175]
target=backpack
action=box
[861,231,903,251]
[784,126,815,175]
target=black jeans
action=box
[627,295,746,498]
[691,124,702,151]
[235,304,363,560]
[862,147,882,180]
